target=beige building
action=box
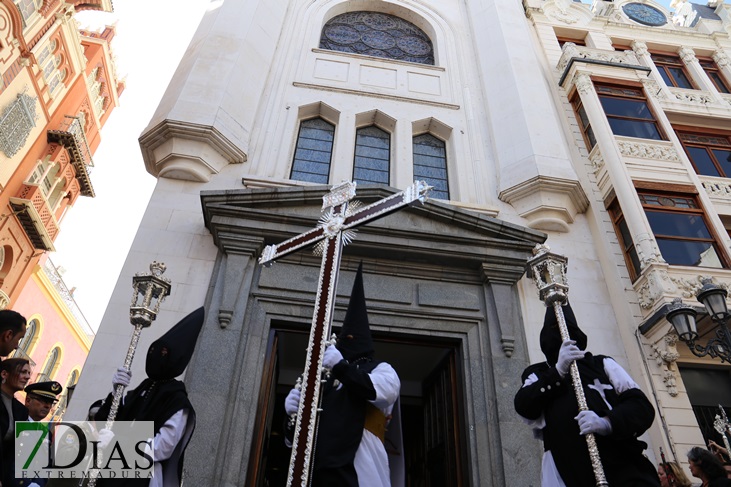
[69,0,731,484]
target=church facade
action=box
[69,0,731,485]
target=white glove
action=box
[112,367,131,389]
[575,410,612,436]
[284,388,301,416]
[97,428,115,449]
[556,340,585,377]
[323,345,344,369]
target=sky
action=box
[51,0,211,330]
[51,0,684,331]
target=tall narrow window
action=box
[353,126,390,185]
[571,92,596,150]
[677,131,731,178]
[639,190,726,269]
[14,0,39,25]
[38,346,61,382]
[651,53,695,89]
[596,84,664,140]
[699,59,730,94]
[320,12,434,65]
[608,199,642,281]
[16,319,37,355]
[413,134,449,200]
[291,118,335,184]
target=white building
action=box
[69,0,731,484]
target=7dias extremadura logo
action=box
[15,421,155,481]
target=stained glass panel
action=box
[320,12,434,65]
[413,134,449,199]
[291,118,334,184]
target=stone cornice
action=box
[139,119,247,181]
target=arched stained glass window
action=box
[38,346,60,381]
[320,12,434,65]
[353,126,390,185]
[291,118,335,184]
[413,134,449,200]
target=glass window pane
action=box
[645,211,712,239]
[708,72,730,94]
[657,69,674,87]
[291,118,334,184]
[655,239,723,268]
[712,149,731,176]
[687,147,722,177]
[668,67,693,89]
[354,126,389,185]
[413,134,449,200]
[607,119,662,140]
[599,97,654,119]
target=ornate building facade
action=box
[69,0,731,484]
[0,0,121,308]
[0,0,120,415]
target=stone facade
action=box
[68,0,731,484]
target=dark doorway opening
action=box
[246,323,469,486]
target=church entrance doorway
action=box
[246,324,470,486]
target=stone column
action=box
[712,50,731,98]
[679,46,724,103]
[632,41,673,100]
[570,72,665,271]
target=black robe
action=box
[93,378,195,487]
[286,360,378,486]
[514,353,660,487]
[0,394,29,487]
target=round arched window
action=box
[320,11,434,65]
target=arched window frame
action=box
[38,345,62,382]
[353,125,391,186]
[15,316,41,362]
[412,132,450,200]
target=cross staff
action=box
[714,405,731,458]
[260,180,430,487]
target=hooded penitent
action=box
[336,263,374,362]
[146,306,205,380]
[539,300,587,365]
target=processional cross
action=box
[259,180,430,487]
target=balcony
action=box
[9,184,59,251]
[47,116,95,197]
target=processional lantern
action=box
[84,262,172,487]
[526,243,609,487]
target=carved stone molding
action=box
[642,78,666,100]
[139,119,247,182]
[703,179,731,200]
[669,274,730,299]
[669,87,713,105]
[713,51,730,68]
[631,40,649,57]
[573,72,593,96]
[679,46,697,64]
[636,267,672,309]
[544,0,580,24]
[558,45,640,73]
[652,333,681,397]
[617,141,679,161]
[498,176,589,232]
[0,290,8,310]
[635,233,666,269]
[589,150,604,175]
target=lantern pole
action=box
[84,262,172,487]
[527,244,609,487]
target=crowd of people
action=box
[0,294,730,486]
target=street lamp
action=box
[665,278,731,364]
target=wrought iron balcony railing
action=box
[47,115,95,197]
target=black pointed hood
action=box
[146,307,205,380]
[539,301,587,365]
[336,264,374,362]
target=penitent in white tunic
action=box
[352,362,401,487]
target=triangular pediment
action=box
[201,184,546,284]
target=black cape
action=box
[514,353,660,487]
[94,378,195,487]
